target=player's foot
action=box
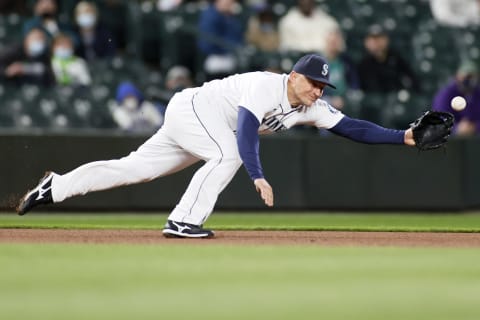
[17,171,54,215]
[162,220,215,238]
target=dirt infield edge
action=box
[2,228,480,247]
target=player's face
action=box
[290,72,326,107]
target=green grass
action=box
[1,244,480,320]
[2,212,480,232]
[2,212,480,320]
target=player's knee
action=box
[208,154,241,168]
[222,155,242,169]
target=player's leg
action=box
[17,130,199,215]
[162,154,241,238]
[163,92,243,236]
[162,141,241,237]
[52,131,199,202]
[166,151,241,223]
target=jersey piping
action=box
[188,93,223,221]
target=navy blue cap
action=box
[292,54,336,89]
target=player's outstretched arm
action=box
[329,116,411,145]
[254,178,274,207]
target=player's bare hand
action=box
[404,128,415,146]
[254,178,273,207]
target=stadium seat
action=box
[0,0,474,132]
[135,4,162,65]
[0,13,26,50]
[157,4,203,75]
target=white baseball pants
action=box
[51,89,243,225]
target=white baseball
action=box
[451,96,466,111]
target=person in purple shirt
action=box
[432,60,480,136]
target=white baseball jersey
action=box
[197,71,344,133]
[50,71,344,226]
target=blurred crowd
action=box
[0,0,479,135]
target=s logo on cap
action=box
[322,64,329,76]
[292,54,336,89]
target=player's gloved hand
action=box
[410,111,454,151]
[254,178,273,207]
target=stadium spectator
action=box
[165,65,193,93]
[0,28,54,86]
[430,0,480,27]
[278,0,339,54]
[357,25,420,93]
[23,0,77,45]
[322,29,360,110]
[73,1,116,61]
[245,3,279,52]
[197,0,245,80]
[51,34,91,87]
[110,81,165,132]
[156,0,183,11]
[148,65,194,106]
[432,60,480,136]
[95,0,128,51]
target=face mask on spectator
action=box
[28,40,46,57]
[123,97,139,110]
[54,47,73,59]
[76,13,97,28]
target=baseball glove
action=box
[410,111,454,151]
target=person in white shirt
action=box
[278,0,339,54]
[18,54,423,238]
[110,81,165,132]
[430,0,480,27]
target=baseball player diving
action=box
[16,54,452,238]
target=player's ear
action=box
[289,71,298,83]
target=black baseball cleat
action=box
[162,220,215,238]
[17,172,54,215]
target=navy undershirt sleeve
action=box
[237,106,264,180]
[329,116,405,144]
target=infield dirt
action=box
[2,229,480,247]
